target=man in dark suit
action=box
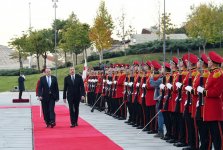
[63,67,86,128]
[18,74,25,99]
[38,68,59,128]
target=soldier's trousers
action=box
[185,115,196,148]
[207,121,222,150]
[163,111,172,138]
[126,101,133,122]
[196,119,211,150]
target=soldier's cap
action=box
[182,53,198,65]
[120,64,125,67]
[164,62,171,69]
[125,64,130,68]
[201,53,208,64]
[141,62,145,66]
[146,60,152,67]
[151,60,161,69]
[172,56,178,65]
[133,61,140,66]
[208,51,223,64]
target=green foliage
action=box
[0,68,39,76]
[87,51,125,62]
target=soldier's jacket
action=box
[114,72,126,99]
[204,68,223,121]
[182,68,199,114]
[95,73,103,94]
[170,71,179,112]
[138,71,147,104]
[145,72,160,106]
[132,72,140,103]
[192,69,209,118]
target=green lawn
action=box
[0,48,222,92]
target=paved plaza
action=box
[0,92,181,150]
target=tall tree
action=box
[185,3,223,51]
[9,34,29,71]
[89,0,113,63]
[116,9,135,56]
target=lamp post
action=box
[52,0,58,77]
[28,2,32,68]
[163,0,166,66]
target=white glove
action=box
[128,82,133,86]
[159,83,165,89]
[197,86,204,93]
[103,79,106,83]
[22,75,25,79]
[136,82,140,87]
[142,83,146,88]
[113,81,117,84]
[185,86,193,92]
[166,83,172,89]
[124,82,128,86]
[176,82,182,88]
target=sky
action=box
[0,0,222,46]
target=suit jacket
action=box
[63,74,86,102]
[18,76,25,91]
[38,75,59,101]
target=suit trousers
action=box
[41,95,56,124]
[68,98,80,124]
[207,121,222,150]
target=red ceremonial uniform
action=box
[115,72,126,98]
[203,68,223,121]
[95,74,103,94]
[192,69,209,118]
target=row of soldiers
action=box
[84,51,223,150]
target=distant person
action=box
[63,67,86,128]
[18,74,25,99]
[38,68,59,128]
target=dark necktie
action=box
[72,75,75,84]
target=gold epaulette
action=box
[192,70,199,77]
[203,70,210,78]
[181,70,188,75]
[213,70,222,78]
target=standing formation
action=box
[85,51,223,150]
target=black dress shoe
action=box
[50,122,56,128]
[75,122,78,126]
[70,124,75,128]
[132,124,139,127]
[182,146,193,150]
[163,136,170,141]
[136,126,143,129]
[46,124,50,128]
[147,130,156,134]
[166,139,177,143]
[173,142,187,147]
[142,128,149,131]
[124,120,130,124]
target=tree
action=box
[89,0,113,63]
[185,3,223,51]
[116,9,135,56]
[9,34,30,71]
[160,13,174,35]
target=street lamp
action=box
[52,0,58,77]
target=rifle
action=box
[133,73,141,104]
[183,50,192,117]
[158,63,166,110]
[195,48,204,120]
[175,49,182,113]
[112,75,118,97]
[127,66,134,102]
[124,75,129,102]
[141,73,147,106]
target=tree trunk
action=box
[64,51,67,66]
[36,54,40,71]
[75,53,78,65]
[43,52,47,69]
[72,52,75,67]
[19,52,23,70]
[99,50,103,63]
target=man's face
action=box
[70,68,75,75]
[208,58,213,68]
[45,68,51,76]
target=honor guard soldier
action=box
[197,51,223,150]
[183,53,199,150]
[193,53,211,150]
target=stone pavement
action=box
[0,92,182,150]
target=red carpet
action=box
[32,105,123,150]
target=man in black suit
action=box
[18,74,25,99]
[38,68,59,128]
[63,67,86,128]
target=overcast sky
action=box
[0,0,222,46]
